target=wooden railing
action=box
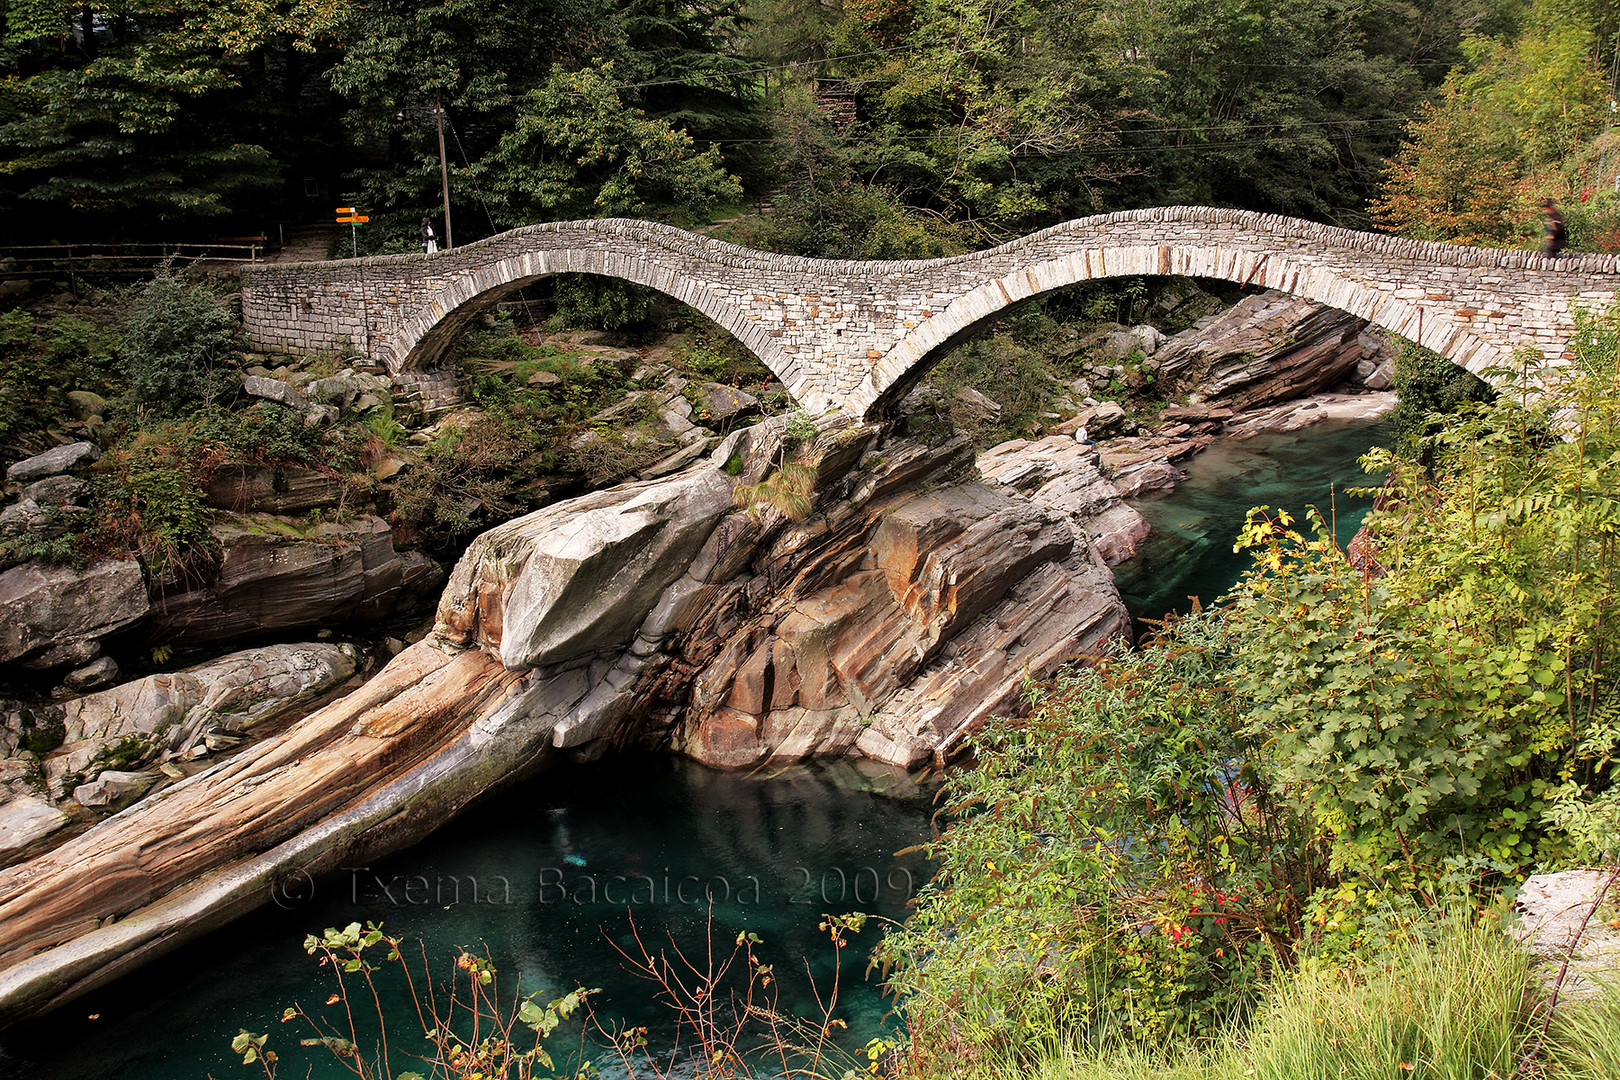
[0,239,267,281]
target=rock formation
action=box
[0,405,1137,1022]
[1154,289,1395,410]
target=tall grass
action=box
[980,911,1620,1080]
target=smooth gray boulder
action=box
[241,376,308,410]
[5,443,98,485]
[438,465,737,670]
[0,559,147,669]
[0,797,69,857]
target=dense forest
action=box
[3,0,1619,253]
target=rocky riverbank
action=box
[0,279,1404,1023]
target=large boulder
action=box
[1154,290,1371,409]
[5,443,98,485]
[438,466,738,669]
[0,560,147,670]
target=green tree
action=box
[0,0,349,232]
[327,0,757,247]
[473,61,742,222]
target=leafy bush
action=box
[190,402,334,467]
[878,613,1315,1068]
[1228,322,1620,887]
[92,438,223,576]
[118,269,242,415]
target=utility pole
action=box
[436,90,454,250]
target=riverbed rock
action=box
[0,559,147,670]
[62,657,118,693]
[241,375,308,409]
[1154,290,1371,410]
[0,408,1140,1025]
[304,369,393,413]
[147,515,440,647]
[5,443,98,485]
[203,464,349,514]
[0,797,69,860]
[978,435,1151,566]
[20,476,89,508]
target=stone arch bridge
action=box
[240,206,1620,418]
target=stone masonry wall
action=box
[239,207,1620,419]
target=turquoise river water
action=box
[0,415,1389,1078]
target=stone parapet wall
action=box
[241,208,1620,419]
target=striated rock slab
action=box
[148,515,441,647]
[1155,290,1382,410]
[0,559,147,670]
[203,464,349,514]
[0,641,535,1023]
[978,436,1151,566]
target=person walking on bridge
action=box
[421,216,439,254]
[1541,198,1568,257]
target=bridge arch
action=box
[395,241,795,384]
[239,208,1620,420]
[858,241,1507,415]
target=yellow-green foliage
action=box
[1230,323,1620,882]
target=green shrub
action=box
[388,403,558,557]
[1228,324,1620,887]
[91,436,222,575]
[985,905,1576,1080]
[119,269,242,415]
[878,613,1315,1069]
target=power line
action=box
[688,114,1411,145]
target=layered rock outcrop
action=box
[1155,289,1394,410]
[0,514,443,678]
[0,408,1136,1021]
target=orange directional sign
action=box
[337,215,370,224]
[335,206,356,214]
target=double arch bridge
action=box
[240,206,1620,419]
